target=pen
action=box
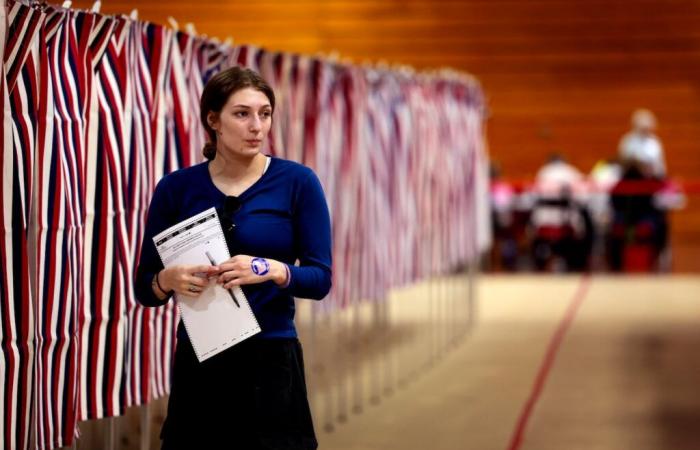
[205,251,240,308]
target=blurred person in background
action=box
[608,159,685,272]
[588,157,623,269]
[608,160,666,271]
[489,163,518,271]
[530,154,593,271]
[618,108,666,178]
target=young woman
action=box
[135,66,331,449]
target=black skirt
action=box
[160,337,318,450]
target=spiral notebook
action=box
[153,207,260,362]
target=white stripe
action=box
[128,310,143,406]
[2,49,19,448]
[111,263,126,413]
[170,38,190,130]
[80,61,100,422]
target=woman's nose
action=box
[249,115,261,132]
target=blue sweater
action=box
[135,157,332,339]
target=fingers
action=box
[216,263,236,277]
[191,264,215,273]
[218,272,241,288]
[158,263,227,299]
[176,279,209,297]
[191,264,220,278]
[223,274,253,289]
[216,259,248,285]
[187,276,209,288]
[216,262,244,287]
[172,266,216,297]
[217,268,242,283]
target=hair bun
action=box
[202,142,217,160]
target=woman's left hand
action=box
[217,254,288,288]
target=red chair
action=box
[622,222,658,272]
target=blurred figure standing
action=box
[588,158,623,269]
[618,108,666,178]
[489,164,518,271]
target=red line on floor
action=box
[506,275,592,450]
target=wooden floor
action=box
[315,275,700,450]
[70,274,700,449]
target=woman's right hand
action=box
[158,265,220,298]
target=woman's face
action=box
[209,87,272,159]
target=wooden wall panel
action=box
[71,0,700,270]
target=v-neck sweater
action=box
[135,156,332,339]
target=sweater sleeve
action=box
[286,170,332,300]
[134,177,176,307]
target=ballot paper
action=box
[153,207,260,362]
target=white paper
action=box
[153,207,260,362]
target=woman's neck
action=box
[209,152,268,196]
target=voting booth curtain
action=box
[0,1,489,448]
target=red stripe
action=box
[62,267,79,445]
[102,98,126,416]
[171,73,190,168]
[64,332,78,444]
[149,28,163,108]
[4,6,30,87]
[141,308,151,401]
[4,3,26,54]
[506,275,592,450]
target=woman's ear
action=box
[207,111,218,130]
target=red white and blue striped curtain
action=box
[1,1,489,449]
[2,3,43,448]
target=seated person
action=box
[607,161,667,271]
[530,154,593,271]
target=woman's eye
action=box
[234,111,248,118]
[260,111,272,119]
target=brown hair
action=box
[200,66,276,160]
